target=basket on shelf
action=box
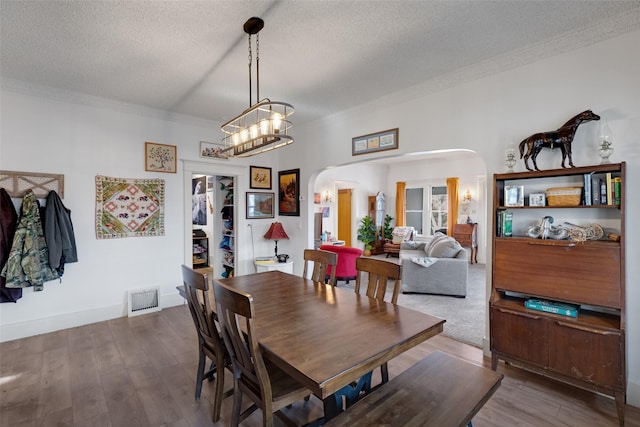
[545,187,582,207]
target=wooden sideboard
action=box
[453,223,477,264]
[489,162,626,425]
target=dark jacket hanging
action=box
[0,188,22,302]
[43,190,77,277]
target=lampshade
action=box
[264,222,289,258]
[221,17,294,158]
[264,222,289,240]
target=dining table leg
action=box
[322,394,340,422]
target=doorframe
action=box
[182,160,246,275]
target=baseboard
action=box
[628,378,640,408]
[0,291,187,343]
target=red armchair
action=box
[320,245,363,285]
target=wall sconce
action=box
[323,190,333,203]
[463,188,472,202]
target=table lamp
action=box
[263,221,289,258]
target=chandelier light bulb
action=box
[272,112,282,133]
[240,128,249,142]
[250,124,259,139]
[232,132,240,146]
[260,119,270,135]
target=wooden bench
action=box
[324,351,503,427]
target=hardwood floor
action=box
[2,304,639,426]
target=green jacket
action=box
[1,190,58,291]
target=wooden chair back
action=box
[213,280,310,426]
[355,257,402,304]
[354,258,403,388]
[303,249,337,285]
[180,265,230,421]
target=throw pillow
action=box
[428,237,463,258]
[424,232,447,255]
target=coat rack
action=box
[0,170,64,199]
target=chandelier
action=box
[221,17,294,157]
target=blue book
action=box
[525,299,578,318]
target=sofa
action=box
[400,233,468,297]
[319,244,363,284]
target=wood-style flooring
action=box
[1,304,639,427]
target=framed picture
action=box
[192,176,207,225]
[246,192,274,219]
[199,141,229,160]
[314,192,321,204]
[145,142,176,173]
[278,168,300,216]
[250,166,272,189]
[352,128,399,156]
[529,193,546,207]
[504,185,524,207]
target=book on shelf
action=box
[496,210,513,237]
[606,173,613,205]
[614,177,621,207]
[591,173,601,206]
[525,298,579,318]
[255,256,275,264]
[583,172,593,205]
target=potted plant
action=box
[383,215,394,241]
[357,215,376,256]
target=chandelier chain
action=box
[247,34,252,106]
[256,33,260,102]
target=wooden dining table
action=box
[215,270,445,420]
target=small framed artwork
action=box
[145,142,177,173]
[246,192,275,219]
[529,193,546,207]
[504,185,524,207]
[199,141,229,160]
[314,192,321,204]
[278,168,300,216]
[352,128,399,156]
[250,166,272,189]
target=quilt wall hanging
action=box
[95,175,165,239]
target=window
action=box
[405,188,423,234]
[405,185,447,235]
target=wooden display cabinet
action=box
[489,162,626,425]
[452,223,477,263]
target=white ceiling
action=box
[2,1,640,127]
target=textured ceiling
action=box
[2,1,640,126]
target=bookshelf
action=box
[490,162,626,425]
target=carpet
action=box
[397,263,486,348]
[340,260,485,348]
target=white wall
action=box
[283,30,640,406]
[0,85,272,340]
[1,28,639,406]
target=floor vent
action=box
[128,286,161,317]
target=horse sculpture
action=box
[519,110,600,171]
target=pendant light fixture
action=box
[221,17,294,157]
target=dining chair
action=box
[303,248,337,285]
[354,257,402,304]
[213,280,312,427]
[354,257,403,386]
[180,265,233,422]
